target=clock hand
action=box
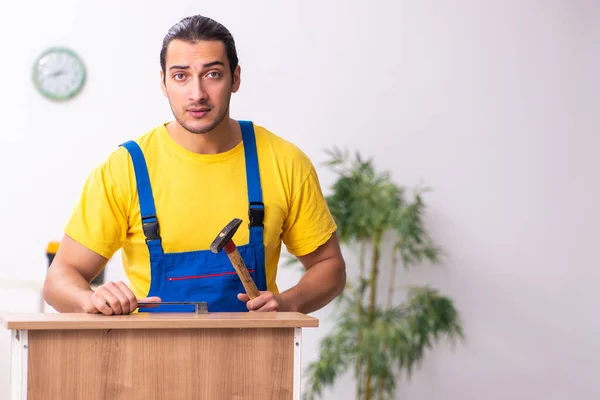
[46,70,66,79]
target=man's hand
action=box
[237,232,346,314]
[237,291,285,312]
[81,281,161,315]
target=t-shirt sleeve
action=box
[64,150,130,259]
[281,162,337,257]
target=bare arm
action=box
[43,234,108,312]
[240,232,346,314]
[277,232,346,313]
[43,235,159,314]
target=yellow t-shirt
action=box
[65,121,337,299]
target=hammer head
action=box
[210,218,243,254]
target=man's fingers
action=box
[91,294,113,316]
[140,296,162,302]
[112,283,133,314]
[136,296,162,309]
[255,300,278,312]
[246,295,270,311]
[238,291,280,312]
[115,281,137,313]
[97,286,123,315]
[84,283,160,315]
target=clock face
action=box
[32,47,86,101]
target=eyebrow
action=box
[169,61,225,71]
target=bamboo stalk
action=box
[387,244,399,309]
[364,231,381,400]
[359,232,366,278]
[376,245,400,398]
[377,376,385,400]
[356,235,366,398]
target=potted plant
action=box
[301,147,464,400]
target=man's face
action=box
[161,39,240,134]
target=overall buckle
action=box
[142,215,161,242]
[248,202,264,227]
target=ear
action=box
[231,65,241,93]
[160,70,167,97]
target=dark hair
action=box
[160,15,239,80]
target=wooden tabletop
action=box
[0,311,319,330]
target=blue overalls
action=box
[119,120,267,313]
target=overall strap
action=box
[239,121,264,244]
[119,140,164,257]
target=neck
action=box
[166,117,241,154]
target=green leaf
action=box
[304,147,464,399]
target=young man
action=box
[43,14,346,315]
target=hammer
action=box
[210,218,261,300]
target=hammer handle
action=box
[226,251,261,300]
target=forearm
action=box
[277,258,346,314]
[43,264,94,312]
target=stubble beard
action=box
[173,88,232,135]
[177,103,230,135]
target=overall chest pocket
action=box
[162,246,261,301]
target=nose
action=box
[189,78,208,102]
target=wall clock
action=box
[32,47,86,101]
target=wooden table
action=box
[0,312,318,400]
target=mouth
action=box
[187,107,211,118]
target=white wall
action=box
[1,0,599,399]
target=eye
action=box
[173,73,186,80]
[206,71,221,79]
